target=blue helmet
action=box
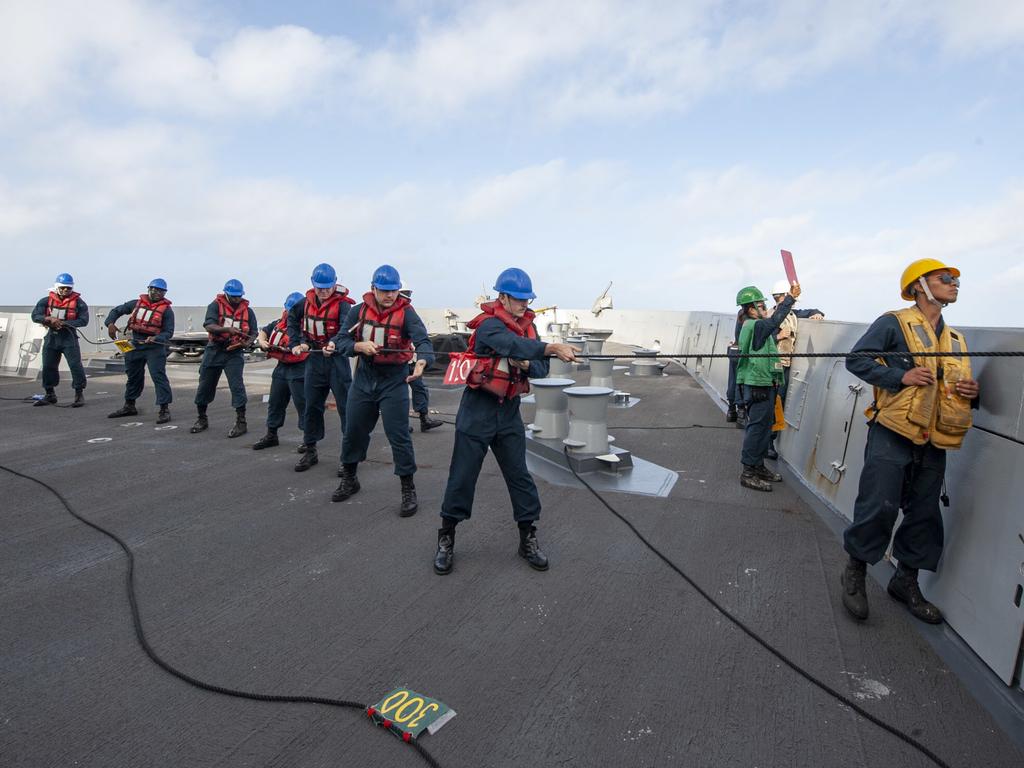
[493,267,536,300]
[371,264,401,291]
[148,278,168,291]
[223,279,245,297]
[55,273,74,287]
[310,263,337,289]
[284,291,304,310]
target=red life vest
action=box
[464,301,540,402]
[46,291,80,321]
[302,288,353,344]
[128,295,172,336]
[267,311,308,364]
[209,294,251,346]
[353,293,414,365]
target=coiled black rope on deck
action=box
[561,448,953,768]
[0,463,443,768]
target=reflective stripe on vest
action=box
[128,295,172,336]
[267,311,308,364]
[302,289,347,344]
[354,294,414,365]
[210,295,251,345]
[463,302,539,402]
[46,291,80,322]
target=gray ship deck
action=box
[2,360,1021,768]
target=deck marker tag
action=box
[87,437,113,443]
[155,425,178,431]
[122,422,144,428]
[371,688,455,739]
[443,353,474,385]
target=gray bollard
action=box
[629,359,663,376]
[548,358,574,378]
[589,357,615,389]
[527,378,575,440]
[563,385,615,454]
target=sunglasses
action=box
[932,273,960,287]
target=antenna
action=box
[591,282,613,316]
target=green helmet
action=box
[736,286,765,306]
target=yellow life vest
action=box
[865,307,972,449]
[775,309,798,367]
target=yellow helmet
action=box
[900,258,960,300]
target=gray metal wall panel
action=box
[920,430,1024,685]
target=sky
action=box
[1,0,1022,325]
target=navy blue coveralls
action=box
[410,374,430,415]
[727,310,745,409]
[335,303,435,476]
[739,295,794,468]
[31,296,89,392]
[440,318,549,526]
[104,301,175,406]
[262,321,307,433]
[287,297,352,448]
[194,301,258,411]
[842,314,973,571]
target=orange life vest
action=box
[267,311,308,364]
[302,288,352,344]
[464,301,539,402]
[209,294,251,346]
[128,295,172,336]
[353,293,413,365]
[46,291,80,321]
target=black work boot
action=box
[419,412,443,432]
[71,389,85,408]
[740,466,772,492]
[841,558,869,621]
[887,566,943,624]
[34,389,57,407]
[434,527,455,575]
[332,464,361,502]
[752,464,782,482]
[156,405,171,424]
[190,411,209,433]
[295,445,318,471]
[518,525,549,571]
[399,475,418,517]
[766,437,779,461]
[108,400,138,418]
[725,404,737,423]
[296,443,308,453]
[253,429,279,450]
[227,410,247,438]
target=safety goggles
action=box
[933,273,960,287]
[754,302,767,311]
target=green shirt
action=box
[736,318,783,387]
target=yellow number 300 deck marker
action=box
[369,688,456,740]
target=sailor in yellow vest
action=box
[840,259,978,625]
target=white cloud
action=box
[0,0,349,117]
[4,1,1024,122]
[209,26,350,112]
[457,159,567,221]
